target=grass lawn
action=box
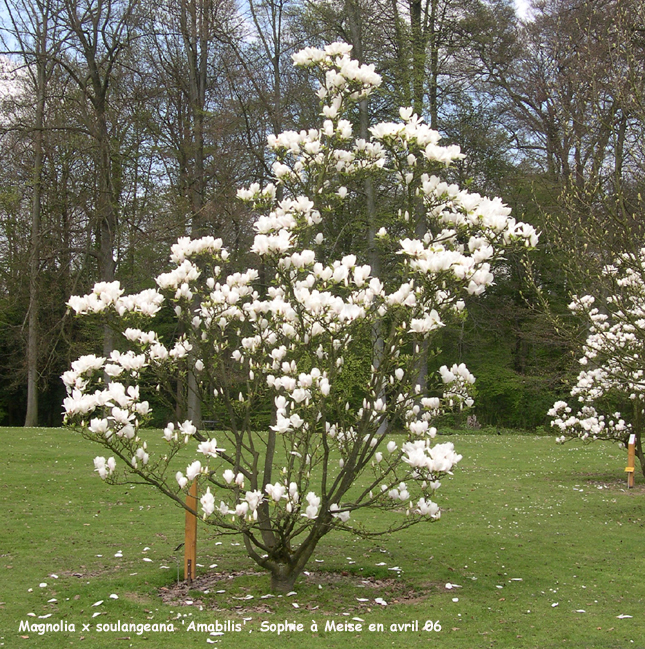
[1,427,643,648]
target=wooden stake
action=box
[626,433,636,489]
[184,480,198,582]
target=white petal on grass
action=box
[286,591,297,597]
[110,594,118,599]
[47,598,57,603]
[92,612,102,618]
[216,590,225,594]
[551,603,559,608]
[27,613,36,617]
[496,585,504,589]
[92,600,104,607]
[50,574,58,579]
[353,617,364,622]
[160,565,170,569]
[142,558,153,562]
[356,598,369,602]
[375,562,387,566]
[617,614,633,619]
[39,583,47,588]
[452,597,459,602]
[292,603,300,608]
[143,547,150,552]
[38,614,52,619]
[374,597,387,606]
[510,578,523,581]
[209,564,217,568]
[576,610,586,613]
[260,594,275,599]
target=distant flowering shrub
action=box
[549,251,645,474]
[63,43,537,591]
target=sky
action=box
[0,0,535,99]
[0,54,23,101]
[514,0,532,20]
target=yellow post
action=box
[184,481,198,582]
[626,433,636,489]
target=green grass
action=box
[1,428,643,648]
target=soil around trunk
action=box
[158,568,438,613]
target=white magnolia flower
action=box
[197,439,224,458]
[201,488,215,516]
[186,461,202,481]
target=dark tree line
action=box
[1,0,643,428]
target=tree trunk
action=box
[96,110,117,358]
[269,564,299,594]
[266,531,322,593]
[25,12,49,427]
[410,0,425,116]
[63,0,133,358]
[410,0,438,394]
[634,401,645,479]
[345,0,387,429]
[180,0,211,427]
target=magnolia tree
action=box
[63,43,538,592]
[549,250,645,475]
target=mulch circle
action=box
[159,569,433,612]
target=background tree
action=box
[2,0,642,431]
[58,0,144,357]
